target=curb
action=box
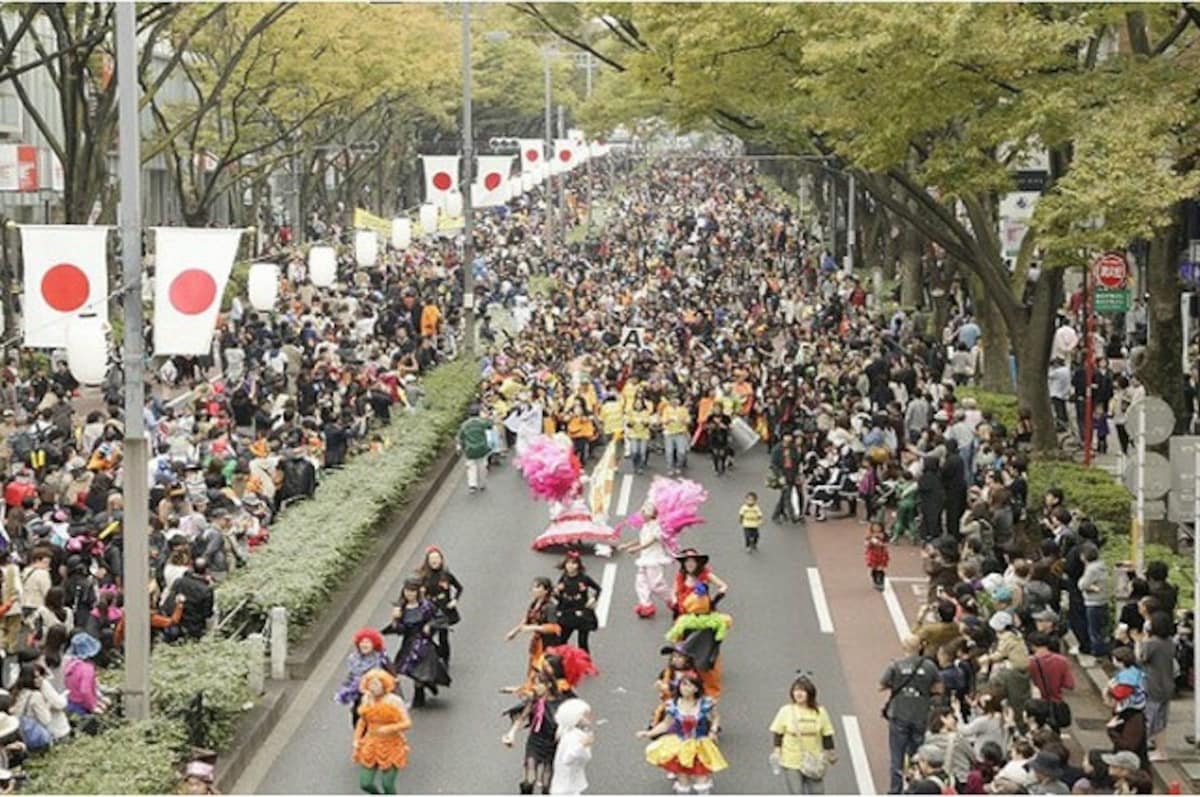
[213,442,461,792]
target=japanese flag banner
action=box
[552,139,577,175]
[517,139,546,182]
[475,155,516,208]
[20,225,110,348]
[420,155,459,210]
[153,227,244,355]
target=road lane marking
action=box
[596,562,618,629]
[806,567,834,633]
[882,577,910,642]
[842,715,877,795]
[616,473,634,516]
[883,576,926,583]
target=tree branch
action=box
[512,3,627,72]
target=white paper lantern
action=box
[419,204,438,235]
[521,173,535,193]
[391,218,412,250]
[65,313,108,386]
[308,245,337,287]
[445,191,463,219]
[247,262,279,311]
[354,230,378,268]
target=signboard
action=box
[0,144,38,191]
[1094,288,1131,314]
[1092,251,1129,289]
[1169,436,1200,523]
[1124,451,1172,499]
[619,326,647,349]
[1128,396,1176,446]
[1011,171,1048,192]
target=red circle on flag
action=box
[559,149,572,163]
[41,263,90,312]
[484,172,503,191]
[525,149,540,162]
[168,269,217,315]
[432,171,452,191]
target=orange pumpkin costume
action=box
[353,672,412,771]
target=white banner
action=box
[474,155,516,207]
[153,227,244,355]
[20,225,111,348]
[552,139,578,175]
[419,155,459,210]
[517,139,546,182]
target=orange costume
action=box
[353,671,412,773]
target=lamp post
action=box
[543,44,555,253]
[461,3,475,357]
[116,1,151,721]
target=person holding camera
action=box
[880,635,943,794]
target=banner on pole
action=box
[153,227,244,355]
[20,225,111,348]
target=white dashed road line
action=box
[596,562,618,629]
[882,577,910,642]
[807,567,834,633]
[842,714,878,795]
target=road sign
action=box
[1126,451,1172,499]
[1094,288,1131,314]
[1129,396,1176,446]
[1092,251,1129,289]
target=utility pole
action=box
[584,51,594,238]
[847,173,856,273]
[116,1,150,722]
[461,3,475,357]
[557,104,566,232]
[543,45,554,252]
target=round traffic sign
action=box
[1093,251,1128,289]
[1128,395,1176,446]
[1124,451,1172,499]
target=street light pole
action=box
[116,1,150,722]
[557,105,566,232]
[543,45,554,253]
[460,2,475,358]
[584,51,594,238]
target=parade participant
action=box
[619,478,709,618]
[335,629,393,728]
[416,546,463,663]
[738,491,764,552]
[661,394,692,476]
[672,549,728,617]
[505,577,561,691]
[865,520,890,591]
[549,698,594,795]
[553,550,601,653]
[625,396,654,474]
[502,671,565,795]
[652,645,702,727]
[769,673,838,795]
[517,435,619,552]
[352,668,411,795]
[619,504,674,619]
[638,671,727,795]
[665,552,733,700]
[382,579,450,709]
[705,408,733,476]
[457,404,493,494]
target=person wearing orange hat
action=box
[353,668,411,794]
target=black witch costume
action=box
[382,598,451,707]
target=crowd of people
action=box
[0,144,1191,796]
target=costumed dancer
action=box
[864,520,890,592]
[667,549,732,700]
[650,644,703,729]
[382,579,451,708]
[502,671,564,795]
[517,435,619,552]
[505,576,562,692]
[550,698,595,795]
[618,478,709,619]
[352,668,411,795]
[637,671,727,795]
[335,628,393,728]
[554,550,602,652]
[417,546,463,663]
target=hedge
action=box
[957,387,1020,433]
[1027,460,1132,539]
[26,358,479,794]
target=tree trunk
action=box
[1139,203,1186,429]
[899,224,923,309]
[975,287,1013,392]
[1015,268,1064,453]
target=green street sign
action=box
[1094,288,1131,314]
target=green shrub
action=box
[218,358,478,639]
[1100,541,1194,611]
[957,387,1020,433]
[1027,460,1131,538]
[221,260,251,312]
[24,718,187,794]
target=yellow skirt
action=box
[645,735,728,775]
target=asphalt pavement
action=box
[236,447,875,794]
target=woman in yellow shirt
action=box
[660,396,691,476]
[769,674,837,794]
[625,397,654,474]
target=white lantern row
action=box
[65,313,108,386]
[247,262,280,311]
[419,204,438,235]
[308,245,337,287]
[445,191,463,219]
[354,230,379,268]
[391,217,412,250]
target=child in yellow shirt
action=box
[738,492,764,552]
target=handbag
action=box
[791,707,828,780]
[19,698,53,750]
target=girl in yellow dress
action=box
[352,669,412,794]
[637,672,727,795]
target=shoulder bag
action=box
[1033,656,1072,730]
[791,706,828,781]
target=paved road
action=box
[237,448,875,794]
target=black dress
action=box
[555,572,600,652]
[382,600,451,707]
[421,567,463,662]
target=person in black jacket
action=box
[553,550,601,653]
[168,560,215,640]
[940,440,968,538]
[416,546,463,663]
[918,456,945,542]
